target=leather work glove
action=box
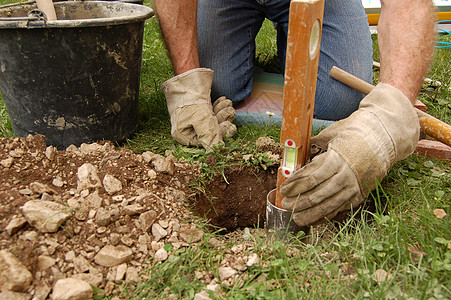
[162,68,237,151]
[213,96,236,124]
[280,83,420,227]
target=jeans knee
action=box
[314,77,366,121]
[211,76,253,106]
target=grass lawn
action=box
[0,1,450,299]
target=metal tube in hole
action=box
[266,189,307,238]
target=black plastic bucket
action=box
[0,1,154,148]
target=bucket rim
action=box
[0,1,154,29]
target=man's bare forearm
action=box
[155,0,199,75]
[378,0,435,103]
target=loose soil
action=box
[0,134,279,298]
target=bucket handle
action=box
[0,8,48,27]
[0,8,47,21]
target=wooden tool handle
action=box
[329,66,374,95]
[329,66,451,147]
[36,0,57,21]
[418,117,451,147]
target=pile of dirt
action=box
[0,134,279,299]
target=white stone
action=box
[154,248,168,262]
[37,255,56,271]
[45,145,56,160]
[218,267,236,281]
[151,223,168,241]
[84,190,103,209]
[18,188,32,195]
[5,216,27,235]
[141,151,155,163]
[246,253,259,267]
[147,169,157,180]
[109,233,121,246]
[94,208,112,227]
[79,143,103,154]
[138,244,149,255]
[22,231,37,241]
[167,235,179,244]
[77,163,102,191]
[103,174,122,195]
[9,149,23,158]
[194,291,211,300]
[0,250,33,292]
[65,251,75,262]
[66,198,81,210]
[97,227,107,234]
[166,188,185,203]
[51,278,92,300]
[88,210,97,220]
[41,192,54,201]
[123,204,146,216]
[29,182,55,195]
[52,177,64,188]
[0,291,31,300]
[115,263,127,281]
[151,155,175,175]
[74,255,91,273]
[170,220,181,232]
[158,219,169,228]
[71,272,103,287]
[66,145,81,154]
[125,266,140,283]
[1,157,14,168]
[34,282,52,300]
[151,241,164,251]
[138,210,157,232]
[79,189,89,198]
[179,229,204,243]
[206,282,220,293]
[94,245,133,267]
[20,200,71,233]
[112,195,125,202]
[121,235,134,247]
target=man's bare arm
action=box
[378,0,435,103]
[155,0,199,75]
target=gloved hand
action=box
[280,83,420,227]
[213,96,236,124]
[162,68,237,151]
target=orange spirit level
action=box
[275,0,325,208]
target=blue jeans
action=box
[197,0,373,121]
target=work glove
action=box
[162,68,236,151]
[213,96,236,124]
[280,83,420,227]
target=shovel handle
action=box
[418,116,451,146]
[329,66,451,147]
[35,0,57,21]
